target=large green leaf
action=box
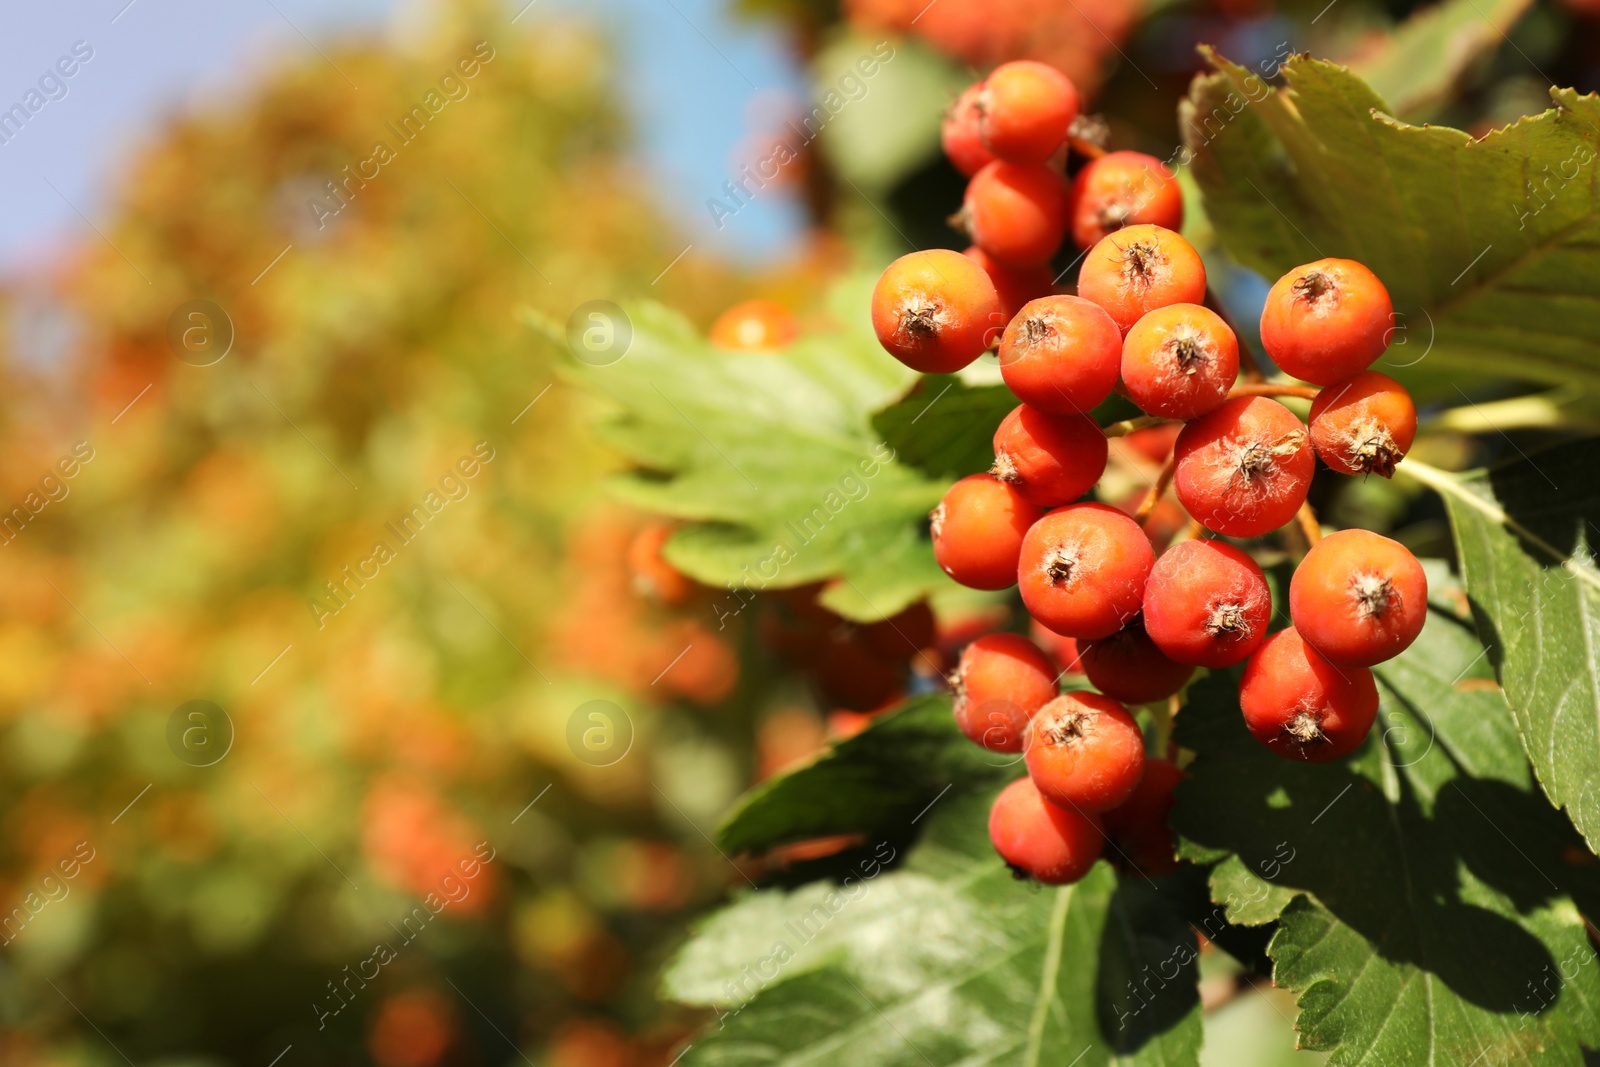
[1346,0,1534,118]
[668,716,1204,1067]
[1172,602,1600,1066]
[1400,443,1600,857]
[870,374,1015,483]
[556,276,953,621]
[716,694,1015,854]
[1183,53,1600,396]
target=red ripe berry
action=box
[709,299,799,352]
[1102,757,1184,877]
[1079,615,1195,704]
[1066,151,1184,249]
[988,777,1103,885]
[962,245,1054,322]
[1018,502,1154,640]
[942,82,995,177]
[1024,691,1146,812]
[1031,620,1085,675]
[932,474,1043,591]
[1308,370,1417,477]
[1120,303,1240,420]
[1289,529,1428,667]
[871,249,1004,373]
[992,404,1108,508]
[1239,626,1379,762]
[997,295,1122,415]
[1260,258,1394,385]
[1142,540,1271,668]
[1077,224,1207,334]
[962,161,1069,268]
[977,60,1079,164]
[950,633,1059,752]
[1173,396,1314,538]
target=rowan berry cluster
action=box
[871,61,1428,885]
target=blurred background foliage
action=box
[2,0,1598,1063]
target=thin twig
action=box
[1102,414,1172,438]
[1068,134,1107,160]
[1135,453,1177,524]
[1295,501,1323,548]
[1228,381,1321,401]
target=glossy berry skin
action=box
[709,299,799,352]
[1308,370,1417,477]
[992,405,1108,508]
[988,777,1103,885]
[871,249,1004,373]
[963,161,1069,268]
[1080,615,1195,704]
[1103,757,1184,877]
[1142,540,1271,668]
[963,245,1054,323]
[942,82,995,177]
[1077,224,1207,334]
[1173,396,1314,538]
[1239,626,1379,763]
[1290,529,1428,667]
[1120,303,1239,420]
[1260,258,1393,384]
[1031,620,1085,675]
[1024,691,1146,813]
[1019,502,1154,640]
[932,474,1043,591]
[997,295,1122,416]
[977,61,1079,164]
[950,632,1060,752]
[1067,151,1184,249]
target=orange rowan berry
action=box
[962,160,1069,268]
[871,249,1004,372]
[1239,626,1378,762]
[1077,224,1207,333]
[1066,151,1184,249]
[997,295,1122,415]
[932,474,1043,591]
[1260,258,1393,385]
[1307,370,1417,477]
[1172,396,1314,538]
[992,404,1108,508]
[1289,528,1428,667]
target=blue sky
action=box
[0,0,807,272]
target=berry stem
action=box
[1295,501,1323,548]
[1204,289,1263,383]
[1135,452,1177,524]
[1068,134,1107,160]
[1101,414,1172,437]
[1228,381,1322,401]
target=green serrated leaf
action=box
[715,694,1015,854]
[870,374,1016,483]
[1400,444,1600,857]
[1346,0,1534,118]
[670,789,1202,1067]
[1184,52,1600,397]
[562,278,958,622]
[1172,604,1600,1066]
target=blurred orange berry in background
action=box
[369,990,456,1067]
[847,0,1141,98]
[548,1018,637,1067]
[709,299,800,351]
[627,521,695,605]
